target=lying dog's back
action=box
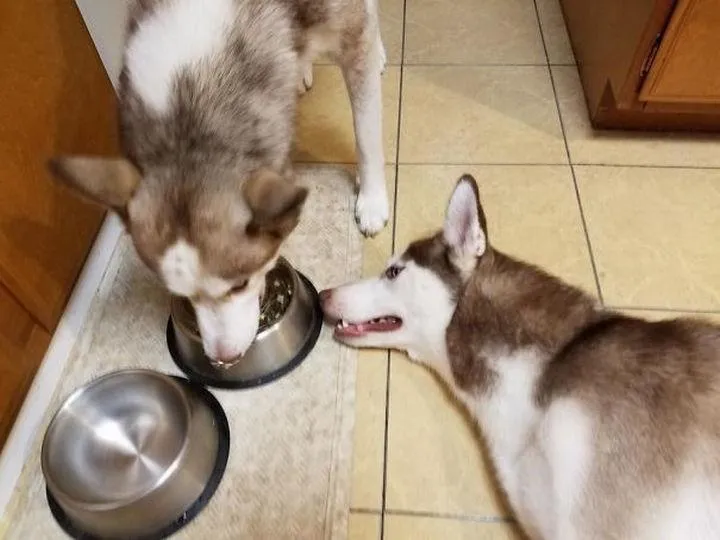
[535,315,720,539]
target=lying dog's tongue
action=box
[335,317,401,338]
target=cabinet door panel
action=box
[0,0,120,331]
[641,0,720,104]
[0,282,51,447]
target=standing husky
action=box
[321,175,720,540]
[50,0,387,363]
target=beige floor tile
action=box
[351,350,389,511]
[317,0,404,66]
[379,0,405,66]
[362,166,397,278]
[294,66,400,163]
[553,66,720,167]
[348,512,381,540]
[576,166,720,310]
[404,0,545,65]
[384,514,525,540]
[399,67,567,165]
[535,0,575,64]
[386,353,511,515]
[395,165,598,295]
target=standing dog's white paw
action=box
[297,63,314,95]
[378,39,387,74]
[355,187,389,237]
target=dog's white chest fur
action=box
[125,0,234,113]
[459,349,593,540]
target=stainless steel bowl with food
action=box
[167,257,322,389]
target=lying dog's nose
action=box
[319,288,332,305]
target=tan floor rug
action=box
[3,166,362,540]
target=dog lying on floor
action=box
[320,174,720,540]
[50,0,388,364]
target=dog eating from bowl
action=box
[49,0,388,364]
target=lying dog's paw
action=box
[297,63,314,95]
[355,187,389,237]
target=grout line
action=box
[531,0,605,305]
[314,61,577,68]
[384,509,516,524]
[401,62,577,68]
[609,305,720,315]
[297,161,720,171]
[350,507,382,515]
[570,163,720,170]
[380,0,408,537]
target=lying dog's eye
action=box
[384,265,403,280]
[227,280,249,296]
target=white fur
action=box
[160,239,202,297]
[444,179,486,259]
[125,0,234,114]
[343,28,388,236]
[634,454,720,540]
[324,259,455,371]
[193,291,259,361]
[160,240,275,361]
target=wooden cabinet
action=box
[0,1,119,446]
[560,0,720,129]
[0,283,51,445]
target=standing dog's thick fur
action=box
[321,175,720,539]
[50,0,388,363]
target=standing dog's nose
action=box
[319,289,332,305]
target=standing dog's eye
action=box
[227,280,249,296]
[384,265,403,280]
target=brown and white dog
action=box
[50,0,388,363]
[321,175,720,539]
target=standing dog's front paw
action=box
[378,38,387,75]
[355,187,389,237]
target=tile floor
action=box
[295,0,720,538]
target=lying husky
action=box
[50,0,387,363]
[321,175,720,539]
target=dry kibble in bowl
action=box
[258,264,295,331]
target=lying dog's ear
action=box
[48,156,141,216]
[243,168,308,239]
[443,174,488,271]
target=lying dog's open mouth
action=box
[333,316,402,338]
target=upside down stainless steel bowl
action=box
[167,257,322,389]
[41,370,226,539]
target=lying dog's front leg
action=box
[341,33,388,237]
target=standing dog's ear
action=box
[443,174,488,274]
[243,168,308,239]
[48,157,141,215]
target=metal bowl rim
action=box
[170,257,303,344]
[41,369,195,512]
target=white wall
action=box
[75,0,130,89]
